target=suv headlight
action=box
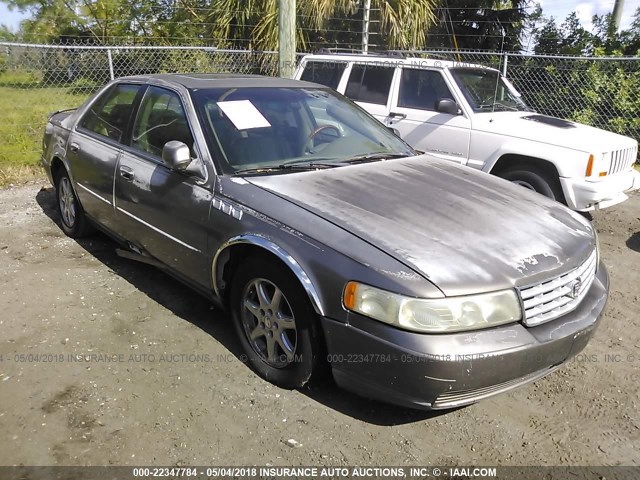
[343,282,521,333]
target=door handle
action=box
[69,142,80,152]
[388,112,407,120]
[119,166,135,181]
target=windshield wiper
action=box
[233,161,339,176]
[478,101,521,112]
[342,152,410,164]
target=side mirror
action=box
[161,141,191,170]
[436,98,460,115]
[387,126,401,137]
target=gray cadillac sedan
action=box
[41,74,608,410]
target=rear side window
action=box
[345,64,394,105]
[79,84,141,142]
[398,68,454,111]
[300,61,347,90]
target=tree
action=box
[532,7,640,56]
[424,0,531,51]
[207,0,437,51]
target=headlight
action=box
[343,282,521,333]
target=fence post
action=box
[502,52,509,77]
[107,49,115,80]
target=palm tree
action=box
[205,0,437,51]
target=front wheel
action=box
[498,167,565,203]
[55,170,94,238]
[230,256,323,389]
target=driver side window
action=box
[398,69,453,111]
[131,86,195,158]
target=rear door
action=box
[299,60,348,90]
[388,67,471,164]
[68,83,143,231]
[343,63,395,122]
[114,85,212,288]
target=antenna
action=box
[490,18,506,122]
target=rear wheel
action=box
[498,166,565,203]
[55,170,93,238]
[230,256,322,389]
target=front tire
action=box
[499,166,565,203]
[230,256,322,389]
[55,169,93,238]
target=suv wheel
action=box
[499,167,565,203]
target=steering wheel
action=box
[302,125,342,154]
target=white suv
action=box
[294,53,640,211]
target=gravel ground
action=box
[0,183,638,467]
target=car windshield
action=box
[191,87,415,174]
[450,68,530,113]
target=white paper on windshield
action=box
[217,100,271,130]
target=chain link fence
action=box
[1,42,638,182]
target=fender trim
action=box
[212,234,325,316]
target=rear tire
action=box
[499,166,565,203]
[230,256,323,389]
[54,169,94,238]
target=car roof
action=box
[118,73,325,90]
[299,53,498,72]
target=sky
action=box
[540,0,640,31]
[1,0,639,34]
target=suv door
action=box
[343,63,395,122]
[389,67,471,164]
[114,85,212,288]
[70,83,143,231]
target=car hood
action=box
[247,155,595,296]
[473,111,637,153]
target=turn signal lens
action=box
[343,281,359,310]
[586,154,594,177]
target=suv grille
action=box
[608,146,637,175]
[519,250,597,327]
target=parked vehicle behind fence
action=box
[42,73,608,409]
[294,53,640,212]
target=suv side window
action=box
[131,86,195,158]
[79,84,140,142]
[345,64,394,105]
[398,68,454,111]
[300,61,347,90]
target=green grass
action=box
[0,71,90,185]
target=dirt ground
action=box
[0,183,638,468]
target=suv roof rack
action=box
[311,48,406,59]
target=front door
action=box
[114,85,212,288]
[388,68,471,164]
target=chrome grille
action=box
[519,250,597,327]
[607,146,637,175]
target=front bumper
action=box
[321,263,609,410]
[561,169,640,211]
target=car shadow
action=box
[627,231,640,253]
[36,187,456,426]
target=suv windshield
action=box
[191,87,414,174]
[450,68,529,113]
